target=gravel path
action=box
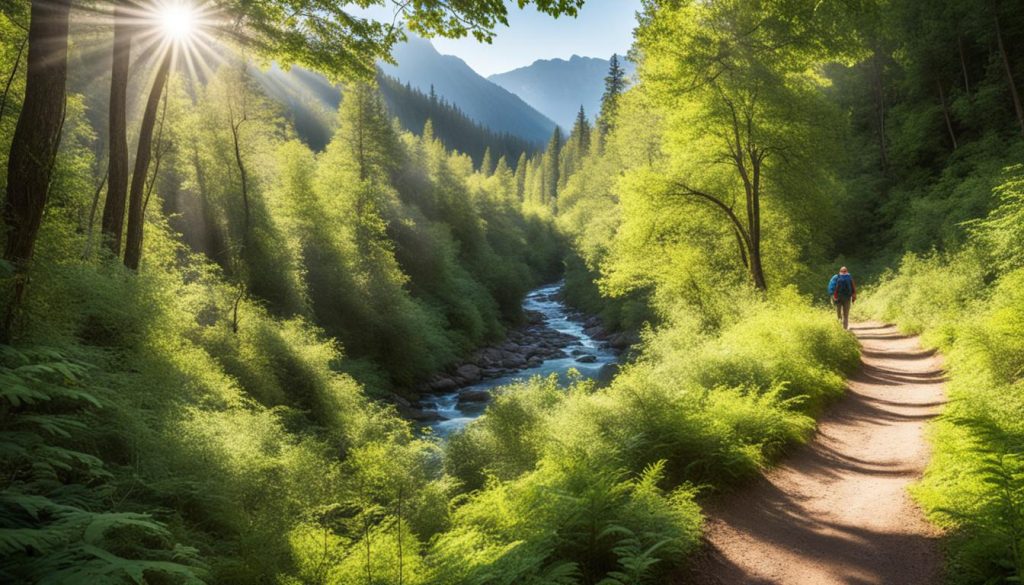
[688,322,946,584]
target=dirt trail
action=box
[688,322,946,585]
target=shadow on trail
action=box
[691,477,940,585]
[682,322,945,585]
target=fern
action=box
[0,346,205,583]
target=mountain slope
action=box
[254,66,537,164]
[377,73,539,167]
[379,36,557,144]
[488,55,636,130]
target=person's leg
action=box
[842,298,851,329]
[835,299,842,323]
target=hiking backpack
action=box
[835,274,853,299]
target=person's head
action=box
[839,266,849,274]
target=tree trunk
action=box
[100,1,133,255]
[124,51,172,270]
[733,226,749,269]
[938,79,959,150]
[2,0,72,341]
[995,12,1024,136]
[748,243,767,291]
[958,33,972,97]
[748,158,766,291]
[82,167,108,258]
[229,115,250,251]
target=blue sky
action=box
[354,0,641,76]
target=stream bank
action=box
[396,282,636,437]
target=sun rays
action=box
[68,0,229,97]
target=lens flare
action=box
[158,3,196,41]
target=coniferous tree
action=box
[514,152,528,200]
[541,127,562,205]
[597,53,627,146]
[559,106,591,191]
[480,146,493,175]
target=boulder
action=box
[458,389,491,403]
[522,344,542,358]
[390,393,412,408]
[479,348,504,365]
[429,377,459,392]
[527,356,543,367]
[502,355,527,369]
[396,404,444,422]
[608,332,638,350]
[456,364,482,383]
[576,354,598,364]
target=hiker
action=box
[828,267,856,330]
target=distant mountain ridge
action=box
[254,66,538,165]
[488,55,636,131]
[379,36,557,145]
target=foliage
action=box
[0,346,204,584]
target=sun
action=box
[158,3,197,41]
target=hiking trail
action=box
[687,321,946,585]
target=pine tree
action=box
[480,146,494,176]
[541,127,562,205]
[572,105,591,155]
[598,54,627,146]
[559,106,591,191]
[514,152,528,200]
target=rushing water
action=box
[419,282,619,437]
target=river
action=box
[418,282,620,437]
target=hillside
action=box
[489,54,636,130]
[251,65,537,166]
[379,36,557,144]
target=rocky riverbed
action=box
[394,282,637,436]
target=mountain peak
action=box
[377,36,556,144]
[488,55,636,130]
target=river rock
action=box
[396,403,443,422]
[502,354,527,368]
[458,389,490,403]
[576,354,598,363]
[478,348,504,366]
[429,377,459,392]
[608,332,638,350]
[527,356,543,367]
[456,364,482,383]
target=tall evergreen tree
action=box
[558,106,591,191]
[572,105,591,155]
[514,152,528,200]
[480,146,494,175]
[541,127,562,205]
[598,53,627,145]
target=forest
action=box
[1,0,1022,583]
